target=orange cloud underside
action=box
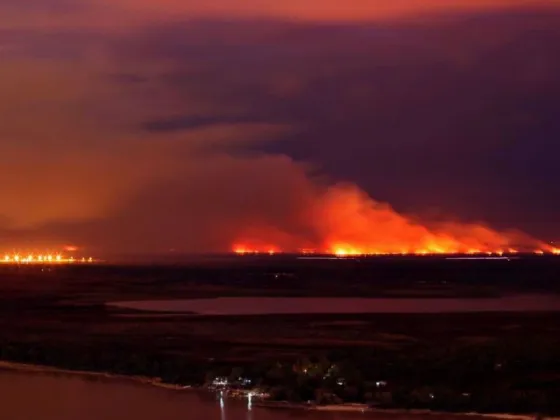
[4,0,555,31]
[111,0,555,21]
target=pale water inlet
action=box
[107,295,560,315]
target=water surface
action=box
[108,295,560,315]
[0,370,479,420]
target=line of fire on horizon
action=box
[233,245,560,257]
[1,253,95,264]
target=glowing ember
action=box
[231,247,559,257]
[233,245,280,256]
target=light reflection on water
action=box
[0,370,479,420]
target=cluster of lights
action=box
[233,245,560,257]
[1,253,95,264]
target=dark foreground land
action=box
[0,256,559,415]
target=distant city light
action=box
[0,252,96,265]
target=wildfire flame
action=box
[232,184,557,257]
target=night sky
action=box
[1,1,559,255]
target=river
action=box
[0,370,498,420]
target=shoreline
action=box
[0,360,195,392]
[0,361,556,419]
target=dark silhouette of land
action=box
[0,256,559,414]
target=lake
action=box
[107,295,560,315]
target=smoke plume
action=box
[233,183,551,255]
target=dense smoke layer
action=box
[233,183,553,255]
